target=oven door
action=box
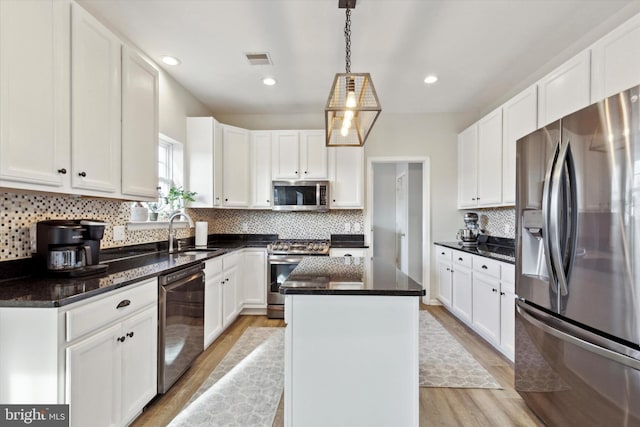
[267,255,303,308]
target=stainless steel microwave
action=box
[272,180,329,212]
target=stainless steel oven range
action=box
[267,239,329,318]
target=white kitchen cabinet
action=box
[251,131,273,208]
[222,259,241,326]
[471,255,502,345]
[537,50,591,127]
[501,85,538,205]
[457,125,479,208]
[299,130,328,179]
[436,247,453,308]
[0,0,71,191]
[328,146,364,208]
[242,249,267,309]
[221,124,250,207]
[500,263,515,360]
[70,3,122,195]
[187,117,224,207]
[451,252,473,324]
[204,257,224,348]
[272,131,301,179]
[476,108,503,206]
[121,45,159,200]
[591,13,640,103]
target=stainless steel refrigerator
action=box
[516,84,640,426]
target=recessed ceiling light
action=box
[162,56,181,66]
[262,77,277,86]
[424,75,438,84]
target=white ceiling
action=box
[79,0,639,116]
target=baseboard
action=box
[240,307,267,316]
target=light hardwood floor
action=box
[132,305,544,427]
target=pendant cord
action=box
[344,8,351,74]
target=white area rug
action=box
[168,327,284,427]
[419,310,503,389]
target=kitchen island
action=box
[280,256,424,427]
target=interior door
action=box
[396,172,408,273]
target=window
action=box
[158,138,174,198]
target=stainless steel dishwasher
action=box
[158,262,205,393]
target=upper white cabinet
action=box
[121,46,159,200]
[457,108,502,208]
[590,13,640,102]
[221,124,250,207]
[251,131,273,208]
[537,50,591,127]
[187,117,222,207]
[71,3,122,195]
[0,0,71,190]
[271,130,328,180]
[501,85,538,205]
[328,146,364,208]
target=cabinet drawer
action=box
[66,278,157,342]
[223,252,241,269]
[452,250,472,268]
[204,257,223,276]
[501,263,515,284]
[330,248,367,258]
[436,247,452,261]
[473,256,501,278]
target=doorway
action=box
[366,158,431,303]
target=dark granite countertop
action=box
[280,256,425,296]
[0,233,277,308]
[434,240,515,264]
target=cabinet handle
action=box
[441,252,445,255]
[500,291,505,296]
[116,299,131,309]
[226,278,229,282]
[266,199,270,203]
[57,168,67,174]
[482,265,488,269]
[117,336,126,343]
[294,171,298,174]
[78,171,87,177]
[333,199,336,202]
[215,197,220,200]
[446,267,450,271]
[472,198,476,201]
[221,280,225,285]
[225,198,228,202]
[126,332,134,338]
[492,288,497,293]
[304,171,308,174]
[458,257,463,261]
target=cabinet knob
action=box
[446,267,450,271]
[225,198,228,202]
[126,332,134,338]
[333,199,336,203]
[78,171,87,177]
[481,265,488,269]
[492,288,497,293]
[304,171,308,174]
[221,281,225,285]
[500,291,505,296]
[266,199,270,203]
[294,171,298,174]
[226,278,229,282]
[458,257,463,261]
[471,198,476,201]
[441,252,445,255]
[117,336,126,343]
[57,168,67,174]
[216,197,220,200]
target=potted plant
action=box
[145,201,163,221]
[163,186,197,214]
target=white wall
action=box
[159,72,212,143]
[372,163,397,261]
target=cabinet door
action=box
[221,125,250,207]
[120,306,158,426]
[0,0,70,189]
[222,264,240,326]
[251,131,273,208]
[477,108,503,206]
[329,146,364,208]
[502,86,538,205]
[591,13,640,102]
[66,323,121,427]
[213,122,224,206]
[437,260,453,308]
[121,46,159,200]
[457,125,478,208]
[243,249,267,307]
[538,50,591,127]
[500,287,515,360]
[187,117,216,207]
[300,130,328,179]
[451,266,472,324]
[472,273,501,344]
[272,131,300,179]
[71,3,121,194]
[205,269,224,348]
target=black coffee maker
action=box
[35,220,109,277]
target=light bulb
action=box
[343,116,352,129]
[346,91,357,108]
[344,110,354,121]
[341,126,349,137]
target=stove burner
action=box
[267,239,330,255]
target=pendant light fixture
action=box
[325,0,381,147]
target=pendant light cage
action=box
[325,2,381,147]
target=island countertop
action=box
[279,256,425,296]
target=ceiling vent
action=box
[245,52,273,66]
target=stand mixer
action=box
[456,212,480,246]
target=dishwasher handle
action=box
[161,270,205,292]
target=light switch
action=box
[113,225,125,241]
[353,222,361,232]
[242,222,249,232]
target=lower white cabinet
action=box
[204,257,224,349]
[0,278,158,427]
[472,272,501,344]
[451,252,473,324]
[499,264,516,360]
[222,257,241,326]
[436,247,453,308]
[243,248,267,308]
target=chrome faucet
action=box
[168,212,194,254]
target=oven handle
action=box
[268,256,305,264]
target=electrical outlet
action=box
[353,222,361,232]
[503,223,511,235]
[344,222,351,232]
[113,225,126,241]
[242,222,249,232]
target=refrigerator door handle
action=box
[542,140,560,293]
[517,302,640,370]
[549,140,571,296]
